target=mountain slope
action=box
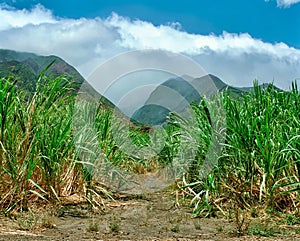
[0,49,282,127]
[132,74,282,125]
[0,49,118,112]
[0,49,84,91]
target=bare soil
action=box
[0,191,299,241]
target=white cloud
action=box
[0,4,299,89]
[265,0,300,7]
[108,13,299,61]
[277,0,300,7]
[0,4,56,31]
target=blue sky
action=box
[3,0,300,48]
[0,0,299,89]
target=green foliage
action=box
[185,81,300,217]
[284,213,300,225]
[0,69,299,221]
[0,74,80,212]
[0,49,84,93]
[248,224,279,237]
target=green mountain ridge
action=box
[0,49,84,92]
[131,74,282,125]
[0,49,119,110]
[0,49,282,127]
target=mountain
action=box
[131,74,282,126]
[0,49,119,111]
[0,49,282,127]
[0,49,84,92]
[131,74,218,125]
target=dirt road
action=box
[0,191,299,241]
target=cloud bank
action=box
[0,4,299,89]
[0,3,56,30]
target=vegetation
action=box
[0,74,80,213]
[185,82,300,218]
[0,49,84,93]
[0,71,299,232]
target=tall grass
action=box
[0,74,299,218]
[0,74,81,212]
[184,82,300,216]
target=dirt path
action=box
[0,191,299,241]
